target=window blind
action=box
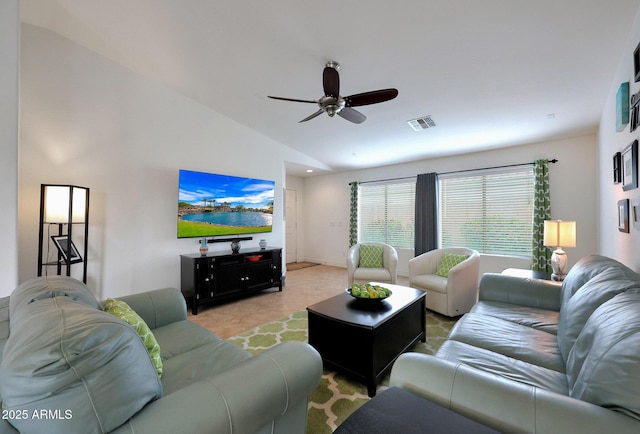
[358,180,415,248]
[438,167,534,256]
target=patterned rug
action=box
[227,309,457,433]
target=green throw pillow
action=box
[359,244,384,268]
[104,298,163,378]
[436,253,470,277]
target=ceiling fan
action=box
[268,61,398,124]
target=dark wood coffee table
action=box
[307,283,426,397]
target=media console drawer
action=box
[180,247,282,315]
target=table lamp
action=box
[543,220,576,281]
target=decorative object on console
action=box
[259,239,267,249]
[619,199,629,233]
[543,220,576,281]
[622,139,638,191]
[616,82,629,131]
[199,238,208,255]
[231,239,241,253]
[37,184,90,283]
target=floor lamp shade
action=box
[43,185,88,223]
[543,220,576,281]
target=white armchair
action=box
[409,247,480,317]
[347,243,398,286]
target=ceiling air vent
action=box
[407,116,436,131]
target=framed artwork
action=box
[622,140,638,191]
[631,90,640,132]
[51,235,83,264]
[616,82,629,131]
[635,41,640,82]
[613,152,622,184]
[619,199,629,233]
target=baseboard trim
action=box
[300,259,408,278]
[302,258,345,269]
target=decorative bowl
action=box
[346,283,392,301]
[246,255,263,262]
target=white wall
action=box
[302,135,599,275]
[18,24,322,298]
[599,5,640,272]
[0,0,19,296]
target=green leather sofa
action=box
[390,255,640,433]
[0,276,322,433]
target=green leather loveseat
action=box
[390,255,640,433]
[0,276,322,433]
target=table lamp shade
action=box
[543,220,576,248]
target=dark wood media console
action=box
[180,247,282,315]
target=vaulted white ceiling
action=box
[20,0,640,175]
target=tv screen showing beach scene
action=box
[178,170,274,238]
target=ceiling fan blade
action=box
[299,109,325,123]
[337,107,366,124]
[344,88,398,107]
[268,96,317,104]
[323,66,340,98]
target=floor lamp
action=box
[37,184,90,283]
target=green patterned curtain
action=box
[531,160,552,272]
[349,182,359,247]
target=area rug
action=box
[286,262,320,271]
[227,309,457,433]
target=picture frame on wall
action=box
[631,90,640,132]
[619,199,629,233]
[613,152,622,184]
[622,139,638,191]
[51,235,83,264]
[635,41,640,82]
[616,82,629,131]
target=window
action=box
[438,167,534,256]
[358,180,415,248]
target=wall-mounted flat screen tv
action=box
[178,169,274,238]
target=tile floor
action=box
[188,264,409,339]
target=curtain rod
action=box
[349,176,416,186]
[437,158,558,176]
[349,159,558,186]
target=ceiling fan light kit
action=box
[268,61,398,124]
